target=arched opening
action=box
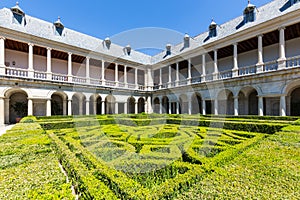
[238,87,258,115]
[248,90,258,115]
[105,95,115,114]
[153,97,160,113]
[51,94,63,115]
[96,96,102,115]
[72,95,80,115]
[162,96,169,114]
[217,90,234,115]
[291,88,300,116]
[238,91,247,115]
[179,94,188,114]
[191,93,202,114]
[8,91,28,123]
[127,97,135,114]
[138,98,145,113]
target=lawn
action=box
[0,114,299,199]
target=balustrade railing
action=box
[52,73,68,82]
[219,70,233,80]
[263,60,278,72]
[238,65,257,76]
[191,76,202,84]
[286,55,300,68]
[4,56,300,91]
[6,67,28,77]
[34,71,47,79]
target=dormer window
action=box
[53,17,64,36]
[209,20,217,38]
[291,0,300,5]
[244,1,256,23]
[11,2,25,25]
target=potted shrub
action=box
[11,101,27,123]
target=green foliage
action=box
[1,114,299,199]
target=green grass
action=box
[0,123,73,199]
[0,114,299,199]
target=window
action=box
[209,27,217,38]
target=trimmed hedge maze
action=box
[33,114,296,199]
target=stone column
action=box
[257,35,264,73]
[213,49,218,80]
[86,57,90,84]
[176,101,179,114]
[159,68,162,89]
[115,63,118,87]
[234,96,239,116]
[201,54,206,82]
[46,99,51,116]
[79,98,83,115]
[168,65,172,87]
[63,100,67,115]
[68,52,72,82]
[68,99,72,116]
[0,37,6,75]
[214,99,218,115]
[159,100,162,114]
[280,95,286,116]
[233,43,238,77]
[135,68,138,89]
[278,27,286,70]
[86,100,90,115]
[135,102,138,114]
[46,48,52,80]
[188,58,192,84]
[101,101,105,114]
[4,98,9,123]
[28,43,34,78]
[93,100,97,115]
[124,65,128,88]
[115,102,118,114]
[101,60,105,85]
[202,100,206,115]
[188,98,192,115]
[258,96,264,116]
[28,99,33,116]
[0,97,4,125]
[169,102,172,114]
[124,102,128,114]
[176,62,179,86]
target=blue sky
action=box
[0,0,271,55]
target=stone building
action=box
[1,0,300,124]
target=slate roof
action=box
[151,0,300,64]
[0,0,299,65]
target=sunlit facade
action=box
[1,0,300,124]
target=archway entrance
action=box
[291,88,300,116]
[105,95,115,114]
[138,98,145,113]
[191,93,202,114]
[128,97,135,114]
[51,94,63,115]
[8,91,28,123]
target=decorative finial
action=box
[248,0,250,4]
[16,2,19,6]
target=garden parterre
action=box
[0,114,299,199]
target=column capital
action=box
[68,52,72,56]
[278,26,286,31]
[28,43,34,47]
[47,47,52,51]
[86,56,90,60]
[0,36,6,40]
[233,42,238,46]
[257,34,264,38]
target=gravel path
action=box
[0,124,15,136]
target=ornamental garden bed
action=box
[0,114,299,199]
